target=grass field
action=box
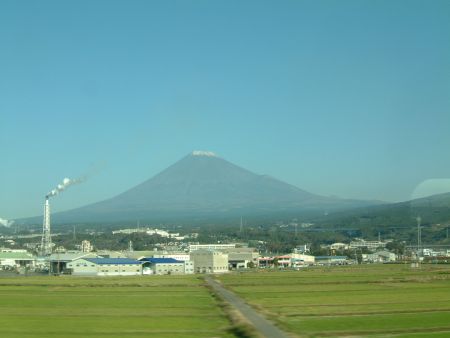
[0,275,236,338]
[216,264,450,337]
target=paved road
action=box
[205,276,290,338]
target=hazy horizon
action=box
[1,1,450,219]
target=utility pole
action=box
[417,216,422,256]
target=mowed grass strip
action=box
[217,264,450,337]
[0,276,236,338]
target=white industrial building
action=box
[190,250,229,273]
[291,253,315,267]
[363,251,397,263]
[124,251,191,262]
[48,252,99,274]
[112,228,185,240]
[67,258,143,276]
[349,239,387,251]
[153,253,191,262]
[141,258,192,275]
[330,243,349,251]
[315,256,352,265]
[0,251,35,269]
[123,250,160,260]
[189,244,236,252]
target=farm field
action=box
[216,264,450,337]
[0,275,236,338]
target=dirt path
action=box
[205,276,290,338]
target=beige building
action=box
[141,258,186,275]
[190,250,229,274]
[80,240,93,252]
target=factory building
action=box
[140,258,188,275]
[291,253,315,267]
[66,258,143,276]
[315,256,351,265]
[48,252,99,274]
[0,251,35,269]
[123,250,158,260]
[153,253,191,262]
[150,254,195,274]
[362,251,396,263]
[349,239,387,251]
[219,247,259,269]
[190,250,229,274]
[189,244,236,252]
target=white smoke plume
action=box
[0,217,14,227]
[46,177,85,198]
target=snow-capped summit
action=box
[191,150,217,157]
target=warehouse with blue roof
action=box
[67,257,143,276]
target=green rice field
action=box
[216,264,450,337]
[0,275,235,338]
[2,265,450,338]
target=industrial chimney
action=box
[40,197,52,256]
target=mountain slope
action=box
[93,153,318,210]
[20,152,383,224]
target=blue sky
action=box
[1,0,449,219]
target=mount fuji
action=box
[23,151,383,224]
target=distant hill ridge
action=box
[314,191,450,228]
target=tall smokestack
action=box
[39,175,85,256]
[40,197,52,256]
